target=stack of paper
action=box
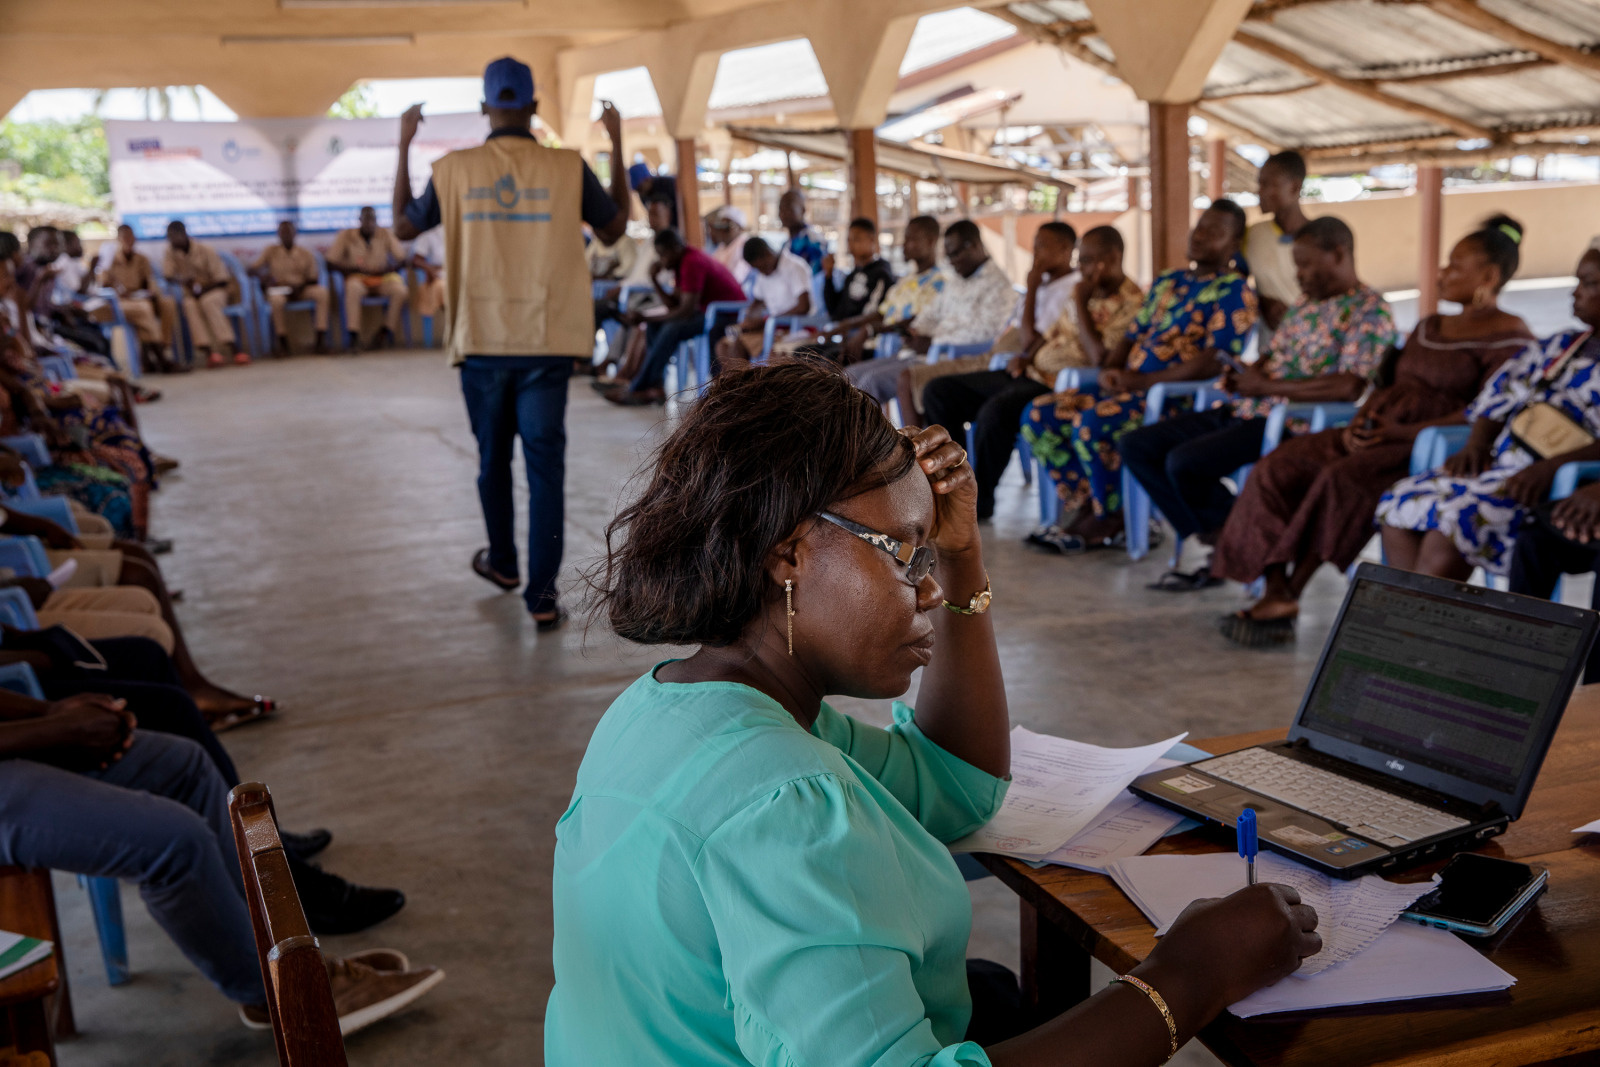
[1033,766,1189,872]
[1104,852,1514,1016]
[948,727,1187,861]
[0,930,51,982]
[1573,818,1600,833]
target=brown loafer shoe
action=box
[327,956,445,1036]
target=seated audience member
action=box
[99,223,180,373]
[411,223,447,329]
[708,206,753,288]
[900,221,1083,428]
[586,226,637,283]
[1379,247,1600,580]
[829,214,945,364]
[1244,151,1310,337]
[914,223,1096,517]
[1023,201,1257,552]
[1212,216,1534,645]
[846,219,1016,406]
[822,217,896,322]
[629,163,679,233]
[603,228,745,406]
[778,189,827,274]
[1124,217,1394,587]
[328,206,409,350]
[1510,477,1600,682]
[548,361,1321,1065]
[52,230,94,305]
[0,696,442,1034]
[163,221,244,367]
[712,238,812,370]
[17,227,109,358]
[250,221,332,355]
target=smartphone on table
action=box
[1401,853,1547,938]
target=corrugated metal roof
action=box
[1006,0,1600,155]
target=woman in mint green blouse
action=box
[548,362,1320,1066]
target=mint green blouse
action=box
[545,666,1010,1066]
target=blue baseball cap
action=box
[628,162,653,191]
[483,57,534,109]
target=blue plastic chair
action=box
[216,252,264,358]
[0,656,129,984]
[0,465,78,533]
[0,587,39,629]
[1032,368,1102,527]
[1123,379,1228,561]
[758,312,829,363]
[37,355,76,384]
[925,341,991,364]
[153,269,196,368]
[91,288,144,378]
[0,434,52,470]
[668,301,751,398]
[1552,461,1600,501]
[1409,424,1472,476]
[874,332,903,360]
[0,535,52,578]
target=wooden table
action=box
[978,687,1600,1067]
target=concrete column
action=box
[676,138,702,248]
[1416,164,1444,317]
[847,128,878,229]
[1148,101,1192,274]
[1206,138,1227,201]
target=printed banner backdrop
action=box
[107,113,490,241]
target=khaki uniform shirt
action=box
[162,241,232,290]
[252,244,320,288]
[99,251,156,295]
[328,228,406,275]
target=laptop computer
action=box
[1130,563,1598,878]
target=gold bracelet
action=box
[1111,974,1178,1062]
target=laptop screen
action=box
[1299,575,1586,798]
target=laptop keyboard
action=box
[1198,748,1471,848]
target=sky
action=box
[4,7,1014,125]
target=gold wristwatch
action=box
[943,577,992,615]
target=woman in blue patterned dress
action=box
[1379,249,1600,578]
[1021,202,1257,550]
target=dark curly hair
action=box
[592,357,916,647]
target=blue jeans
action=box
[460,359,571,613]
[0,732,265,1004]
[630,316,706,393]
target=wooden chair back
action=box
[0,866,69,1063]
[227,783,348,1067]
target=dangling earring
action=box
[785,580,795,655]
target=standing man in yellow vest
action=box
[392,56,629,628]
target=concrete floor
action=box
[53,350,1371,1066]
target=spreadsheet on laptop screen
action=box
[1301,580,1583,794]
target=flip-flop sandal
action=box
[472,549,520,592]
[1149,566,1223,592]
[208,696,278,733]
[1218,612,1296,647]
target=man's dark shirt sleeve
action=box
[581,162,619,231]
[404,180,442,233]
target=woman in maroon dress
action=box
[1212,216,1534,645]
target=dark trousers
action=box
[631,316,708,393]
[1119,410,1267,541]
[42,636,239,787]
[921,372,1051,516]
[1509,518,1600,683]
[460,360,571,614]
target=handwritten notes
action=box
[949,728,1186,860]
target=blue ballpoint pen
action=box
[1237,808,1258,886]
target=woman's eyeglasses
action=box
[815,512,935,585]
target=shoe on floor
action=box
[280,827,333,861]
[328,956,444,1037]
[141,537,174,555]
[345,948,410,973]
[532,605,567,632]
[471,548,520,592]
[239,1002,271,1030]
[289,854,405,935]
[602,386,664,406]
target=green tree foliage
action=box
[0,116,111,208]
[328,84,380,120]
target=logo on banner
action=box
[222,139,242,163]
[127,138,161,152]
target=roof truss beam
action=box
[1427,0,1600,77]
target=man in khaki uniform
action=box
[250,220,332,354]
[98,224,179,373]
[327,207,408,348]
[163,221,244,367]
[392,56,629,627]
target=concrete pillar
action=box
[1417,164,1443,317]
[1148,102,1192,274]
[1207,138,1227,202]
[676,138,702,248]
[847,129,878,229]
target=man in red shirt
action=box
[605,228,745,405]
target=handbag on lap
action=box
[1509,330,1596,460]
